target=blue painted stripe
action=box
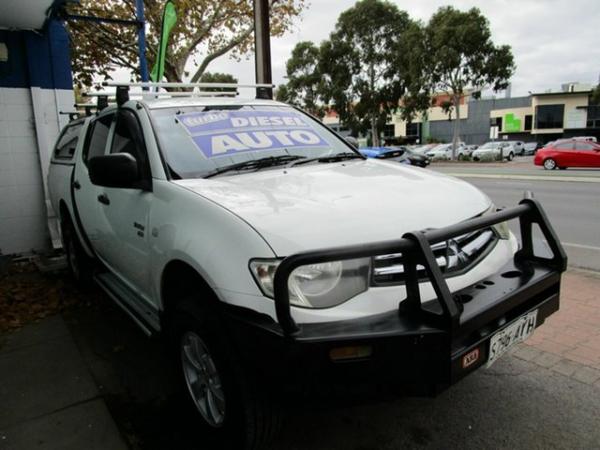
[0,30,29,88]
[0,19,73,90]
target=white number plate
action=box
[486,310,538,367]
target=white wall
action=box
[0,87,72,255]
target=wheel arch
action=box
[58,197,95,257]
[58,199,72,228]
[160,259,221,329]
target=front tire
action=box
[172,299,281,450]
[507,152,514,161]
[543,158,557,170]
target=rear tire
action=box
[543,158,557,170]
[507,152,514,161]
[61,217,94,288]
[171,298,281,450]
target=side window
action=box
[556,142,574,150]
[83,114,114,165]
[575,142,594,151]
[54,122,83,160]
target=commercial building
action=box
[399,83,598,145]
[324,82,599,146]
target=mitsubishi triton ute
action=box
[47,83,567,449]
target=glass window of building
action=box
[535,105,564,129]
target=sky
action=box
[200,0,600,97]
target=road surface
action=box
[432,162,600,271]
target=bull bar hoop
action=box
[273,199,567,338]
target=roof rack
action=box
[73,102,102,117]
[102,81,275,102]
[81,82,276,108]
[102,81,274,89]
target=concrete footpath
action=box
[0,315,127,450]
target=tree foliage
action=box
[591,85,600,105]
[422,6,515,158]
[65,0,305,87]
[199,71,238,92]
[318,0,417,146]
[275,41,323,117]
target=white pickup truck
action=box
[48,86,567,449]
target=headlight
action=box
[249,258,370,308]
[484,204,510,240]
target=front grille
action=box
[372,228,498,286]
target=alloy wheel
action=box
[181,331,226,427]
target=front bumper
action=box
[224,199,566,395]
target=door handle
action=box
[72,180,81,190]
[97,193,110,205]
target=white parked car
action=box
[523,142,540,155]
[504,141,525,155]
[426,143,468,160]
[47,84,566,449]
[472,142,516,161]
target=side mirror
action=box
[345,136,359,148]
[89,153,139,189]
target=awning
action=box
[0,0,65,31]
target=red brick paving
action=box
[522,270,600,372]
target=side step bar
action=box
[94,272,161,336]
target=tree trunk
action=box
[371,117,380,147]
[451,94,461,160]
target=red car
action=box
[534,140,600,170]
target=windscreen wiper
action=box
[288,152,365,167]
[203,154,305,178]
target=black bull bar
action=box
[272,198,567,339]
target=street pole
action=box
[135,0,149,86]
[253,0,272,99]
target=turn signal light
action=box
[329,345,372,362]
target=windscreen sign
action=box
[178,110,328,158]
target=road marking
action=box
[443,173,600,183]
[562,242,600,252]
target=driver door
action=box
[93,109,154,300]
[72,112,115,251]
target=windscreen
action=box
[150,105,353,179]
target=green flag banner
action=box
[150,1,177,82]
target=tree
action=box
[65,0,305,87]
[591,85,600,105]
[199,71,238,92]
[318,0,417,146]
[422,6,515,159]
[276,41,323,117]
